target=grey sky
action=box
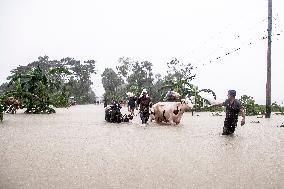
[0,0,283,104]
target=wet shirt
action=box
[137,96,151,111]
[222,99,242,123]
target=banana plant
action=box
[7,66,71,114]
[161,79,216,109]
[161,79,189,97]
[185,84,216,110]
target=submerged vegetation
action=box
[6,66,69,114]
[0,56,97,119]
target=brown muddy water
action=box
[1,104,283,189]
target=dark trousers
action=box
[223,120,237,134]
[140,111,149,123]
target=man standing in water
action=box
[137,89,152,124]
[212,90,246,135]
[127,94,137,116]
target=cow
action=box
[150,98,193,125]
[3,97,22,114]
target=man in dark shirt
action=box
[137,89,152,124]
[214,90,246,135]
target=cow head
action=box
[180,97,194,110]
[171,99,193,116]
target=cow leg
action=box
[168,115,175,125]
[149,112,155,122]
[169,120,175,126]
[156,117,162,123]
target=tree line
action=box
[101,57,283,116]
[101,57,216,107]
[1,56,283,122]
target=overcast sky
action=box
[0,0,283,104]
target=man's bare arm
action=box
[210,102,223,107]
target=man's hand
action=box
[241,118,245,126]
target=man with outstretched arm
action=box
[211,90,246,135]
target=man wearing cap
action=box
[213,90,246,135]
[137,89,152,124]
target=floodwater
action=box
[0,104,283,189]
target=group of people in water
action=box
[105,88,181,124]
[105,89,153,124]
[104,88,246,136]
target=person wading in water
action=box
[212,90,246,135]
[127,93,137,116]
[137,89,152,124]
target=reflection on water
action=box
[1,104,283,189]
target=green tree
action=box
[7,66,70,113]
[127,61,154,96]
[101,68,124,103]
[165,58,196,84]
[6,56,97,104]
[115,58,155,99]
[271,102,284,112]
[162,58,196,97]
[0,82,9,94]
[151,74,165,103]
[240,95,260,116]
[60,58,97,104]
[116,57,133,82]
[7,56,62,80]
